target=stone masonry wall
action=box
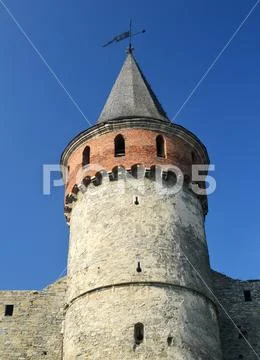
[212,271,260,360]
[0,277,66,360]
[64,285,221,360]
[66,178,212,302]
[64,177,222,359]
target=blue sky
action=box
[0,0,259,289]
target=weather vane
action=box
[102,20,146,52]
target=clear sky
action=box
[0,0,259,290]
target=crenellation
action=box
[63,164,209,225]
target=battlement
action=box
[64,163,208,224]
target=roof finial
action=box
[102,21,146,51]
[128,19,133,54]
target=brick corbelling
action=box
[64,165,208,224]
[63,127,209,196]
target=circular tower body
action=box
[61,53,222,360]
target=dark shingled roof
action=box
[97,52,170,123]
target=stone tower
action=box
[61,52,223,359]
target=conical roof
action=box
[97,52,170,123]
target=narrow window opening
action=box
[134,196,139,205]
[5,305,14,316]
[156,135,166,158]
[191,151,196,162]
[82,146,90,167]
[244,290,252,302]
[134,323,144,345]
[114,134,125,157]
[136,262,142,273]
[167,336,173,346]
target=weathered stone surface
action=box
[64,178,222,359]
[64,286,221,360]
[0,278,66,359]
[1,269,259,359]
[212,271,260,360]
